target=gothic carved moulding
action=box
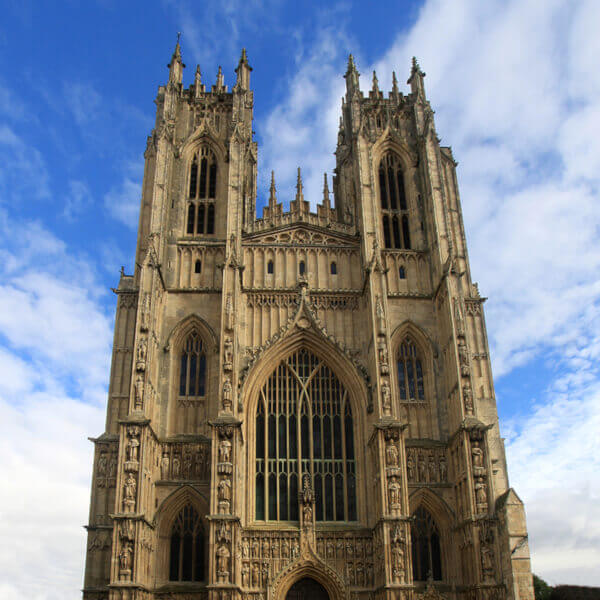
[244,227,358,248]
[159,440,211,482]
[406,446,448,485]
[316,533,374,588]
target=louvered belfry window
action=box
[379,152,411,249]
[186,146,217,235]
[255,349,357,522]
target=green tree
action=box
[534,574,553,600]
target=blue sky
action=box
[1,1,599,598]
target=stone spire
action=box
[407,56,426,99]
[235,48,253,90]
[372,70,380,95]
[194,65,204,96]
[167,33,185,85]
[214,66,225,92]
[344,54,360,96]
[391,71,400,99]
[296,168,304,202]
[323,173,331,208]
[269,171,277,207]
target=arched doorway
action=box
[286,578,329,600]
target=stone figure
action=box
[282,538,290,558]
[418,452,427,482]
[123,473,137,512]
[381,380,391,416]
[172,455,181,478]
[458,337,470,376]
[241,538,249,559]
[218,477,232,512]
[475,480,488,507]
[222,377,232,412]
[225,293,234,331]
[251,537,259,558]
[160,453,170,479]
[216,543,230,581]
[140,293,150,331]
[292,540,300,558]
[118,542,133,573]
[376,296,386,334]
[134,374,144,410]
[252,561,260,587]
[137,337,147,366]
[472,441,484,469]
[428,452,437,482]
[262,537,270,557]
[223,337,233,370]
[378,340,390,375]
[126,427,140,462]
[219,438,232,463]
[439,454,447,481]
[463,382,474,415]
[242,562,250,587]
[388,476,401,510]
[407,451,415,481]
[386,440,399,466]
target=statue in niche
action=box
[428,452,438,482]
[439,454,447,481]
[241,538,249,559]
[418,451,427,482]
[252,561,260,587]
[378,340,390,375]
[292,540,300,558]
[134,374,144,410]
[222,377,233,412]
[216,543,230,581]
[219,438,232,464]
[136,337,147,368]
[463,382,474,415]
[123,473,136,512]
[223,337,233,370]
[386,440,399,467]
[140,292,150,331]
[407,451,415,481]
[118,542,133,575]
[242,562,249,587]
[282,538,290,558]
[475,479,488,506]
[172,455,181,478]
[481,543,495,582]
[251,537,259,558]
[126,427,140,463]
[262,537,270,557]
[218,477,232,513]
[97,452,108,478]
[387,476,401,511]
[381,381,391,416]
[301,474,314,525]
[458,337,470,377]
[225,293,234,331]
[160,453,170,479]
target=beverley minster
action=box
[82,42,535,600]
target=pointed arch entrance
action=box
[286,578,329,600]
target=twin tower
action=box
[83,42,535,600]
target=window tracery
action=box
[255,348,357,522]
[169,504,205,582]
[396,336,425,402]
[379,153,411,249]
[411,506,442,581]
[179,331,207,399]
[186,146,217,235]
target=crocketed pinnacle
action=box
[296,167,304,201]
[216,66,224,89]
[269,171,277,206]
[323,173,330,205]
[392,71,399,95]
[372,70,379,94]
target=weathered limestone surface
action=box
[82,44,534,600]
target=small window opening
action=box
[399,266,406,279]
[267,260,274,274]
[195,260,202,274]
[299,261,306,275]
[330,262,337,275]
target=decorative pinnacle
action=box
[216,65,224,88]
[372,70,379,93]
[346,54,358,76]
[296,167,304,200]
[195,65,202,83]
[392,71,399,95]
[411,56,425,77]
[269,171,277,205]
[323,173,330,205]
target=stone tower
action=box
[82,43,534,600]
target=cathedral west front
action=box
[82,41,535,600]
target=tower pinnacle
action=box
[167,33,185,84]
[344,54,360,95]
[235,48,253,90]
[269,171,277,207]
[323,173,331,208]
[296,167,304,202]
[407,56,426,99]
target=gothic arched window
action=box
[379,153,411,249]
[267,260,274,275]
[411,507,442,581]
[255,349,357,522]
[179,331,206,398]
[396,336,425,402]
[330,261,337,275]
[169,504,205,582]
[186,146,217,235]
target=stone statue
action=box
[225,293,234,331]
[242,562,250,587]
[126,427,140,462]
[388,476,401,510]
[378,340,389,375]
[407,452,415,481]
[386,440,399,466]
[172,455,181,478]
[439,454,447,481]
[216,543,230,581]
[241,538,249,558]
[381,380,391,416]
[376,296,386,334]
[118,542,133,573]
[219,438,232,463]
[463,382,474,415]
[123,473,136,512]
[458,337,470,376]
[223,337,233,370]
[160,453,170,479]
[136,337,147,365]
[134,374,144,410]
[222,377,232,412]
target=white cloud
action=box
[0,213,111,599]
[104,161,143,229]
[63,179,92,220]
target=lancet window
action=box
[186,146,217,235]
[379,153,411,249]
[179,331,207,398]
[169,505,205,582]
[255,349,357,522]
[411,507,442,581]
[396,336,425,402]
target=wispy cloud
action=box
[103,159,143,229]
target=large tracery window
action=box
[179,331,207,398]
[396,336,425,402]
[379,153,411,249]
[169,505,205,582]
[411,507,442,581]
[255,348,357,522]
[187,146,217,235]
